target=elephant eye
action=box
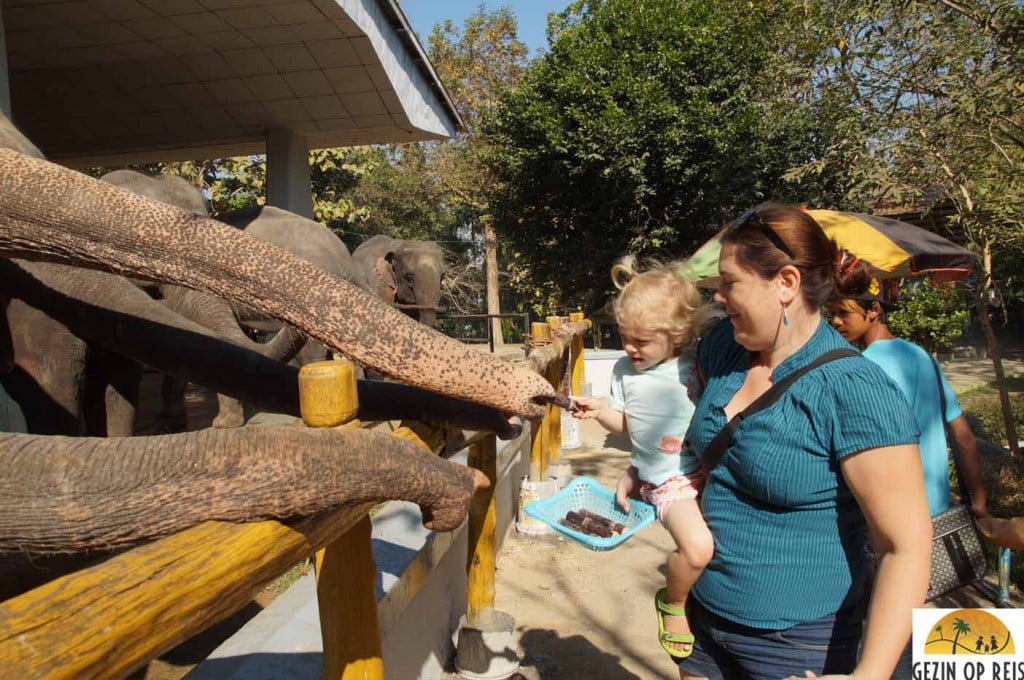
[405,273,415,284]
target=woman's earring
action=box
[782,305,790,326]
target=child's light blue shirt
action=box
[609,354,701,485]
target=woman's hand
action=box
[615,466,641,513]
[570,396,606,420]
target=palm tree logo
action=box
[950,618,971,654]
[925,610,1014,655]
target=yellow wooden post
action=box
[529,321,552,347]
[569,312,586,395]
[529,404,549,483]
[466,434,498,625]
[299,359,385,680]
[528,321,552,482]
[547,357,561,463]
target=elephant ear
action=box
[373,256,397,303]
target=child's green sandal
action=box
[655,587,694,659]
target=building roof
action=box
[4,0,464,167]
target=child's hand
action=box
[615,466,641,513]
[571,396,606,420]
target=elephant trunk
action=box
[0,149,553,419]
[0,258,525,437]
[0,428,486,554]
[159,285,306,363]
[418,306,437,328]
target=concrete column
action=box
[0,0,12,118]
[265,127,313,219]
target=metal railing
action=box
[436,312,531,353]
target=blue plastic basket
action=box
[525,476,656,551]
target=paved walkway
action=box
[938,356,1024,395]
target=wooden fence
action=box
[0,314,589,679]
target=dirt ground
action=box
[480,425,683,680]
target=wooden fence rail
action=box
[0,315,589,679]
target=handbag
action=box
[925,358,988,602]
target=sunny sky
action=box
[398,0,572,57]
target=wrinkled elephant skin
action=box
[0,114,552,558]
[0,148,553,417]
[221,204,374,365]
[100,170,305,429]
[0,427,488,554]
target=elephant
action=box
[99,170,306,429]
[352,234,446,327]
[0,111,555,569]
[218,204,375,366]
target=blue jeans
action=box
[677,598,864,680]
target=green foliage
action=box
[485,0,850,313]
[801,0,1024,302]
[888,280,968,353]
[963,393,1024,447]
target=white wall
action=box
[583,350,626,398]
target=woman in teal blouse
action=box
[677,204,931,680]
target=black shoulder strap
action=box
[700,348,860,472]
[931,356,969,504]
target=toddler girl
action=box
[573,256,714,659]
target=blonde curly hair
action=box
[609,255,713,352]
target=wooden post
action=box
[529,405,548,483]
[528,320,552,481]
[299,360,385,680]
[569,312,586,395]
[466,435,498,625]
[529,321,551,347]
[547,358,561,463]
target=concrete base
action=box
[454,611,519,680]
[548,461,573,490]
[515,478,557,535]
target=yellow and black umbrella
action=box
[684,209,977,282]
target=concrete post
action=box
[0,0,12,118]
[265,127,313,219]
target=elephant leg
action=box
[159,285,304,428]
[212,393,246,428]
[82,345,140,437]
[0,296,12,373]
[297,339,331,366]
[2,299,85,435]
[159,374,188,423]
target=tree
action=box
[800,0,1024,454]
[485,0,850,315]
[425,7,530,343]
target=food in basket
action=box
[558,510,623,537]
[576,508,627,534]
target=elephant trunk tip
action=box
[420,468,490,532]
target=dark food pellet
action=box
[559,510,623,538]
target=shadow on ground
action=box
[517,629,645,679]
